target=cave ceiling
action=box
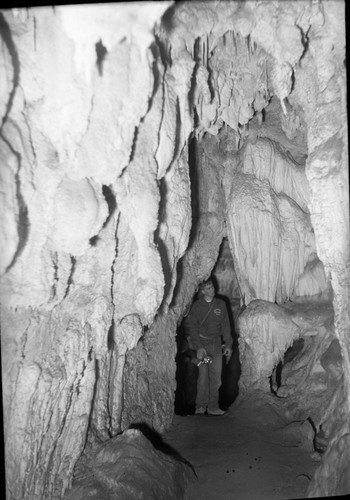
[157,0,309,164]
[0,2,348,499]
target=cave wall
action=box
[0,1,349,499]
[212,237,241,300]
[0,3,227,498]
[285,3,350,495]
[0,4,186,498]
[157,0,349,496]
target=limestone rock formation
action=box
[0,1,348,499]
[238,300,301,392]
[212,237,240,300]
[64,428,194,500]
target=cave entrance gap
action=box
[174,237,242,416]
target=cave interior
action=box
[0,1,349,499]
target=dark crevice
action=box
[148,42,162,114]
[33,15,37,51]
[186,137,200,249]
[307,417,319,452]
[1,15,28,274]
[107,319,115,351]
[110,211,120,303]
[275,360,283,388]
[168,97,182,169]
[154,178,172,312]
[284,338,305,363]
[106,341,118,438]
[63,256,76,300]
[192,105,200,132]
[168,257,184,312]
[90,185,117,246]
[84,356,99,448]
[0,12,20,133]
[154,32,171,69]
[270,362,285,398]
[87,346,93,362]
[95,39,108,76]
[297,25,310,64]
[107,206,120,391]
[188,37,202,112]
[2,135,30,274]
[270,338,305,396]
[89,235,99,246]
[52,252,59,299]
[218,291,241,410]
[128,126,139,164]
[269,373,280,397]
[290,68,295,94]
[20,326,29,360]
[314,424,328,454]
[102,185,117,227]
[206,64,215,102]
[75,360,86,396]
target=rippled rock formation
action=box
[0,1,348,498]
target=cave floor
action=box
[163,392,320,500]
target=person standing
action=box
[185,278,233,416]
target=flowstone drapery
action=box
[1,2,348,498]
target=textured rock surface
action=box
[64,428,194,500]
[241,138,310,211]
[121,312,178,434]
[212,237,240,300]
[0,4,179,498]
[274,302,349,497]
[238,300,301,392]
[274,302,337,414]
[224,135,329,306]
[238,297,343,417]
[0,1,348,499]
[288,3,350,494]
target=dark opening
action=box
[95,39,108,76]
[174,242,242,416]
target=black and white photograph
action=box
[0,1,348,499]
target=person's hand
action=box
[223,347,232,360]
[197,348,207,360]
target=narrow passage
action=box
[163,392,320,500]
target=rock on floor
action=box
[64,428,195,499]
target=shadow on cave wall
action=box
[270,337,305,395]
[216,290,241,410]
[129,421,196,475]
[187,137,200,249]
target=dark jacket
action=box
[184,296,232,351]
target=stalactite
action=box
[0,2,348,499]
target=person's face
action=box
[202,282,215,299]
